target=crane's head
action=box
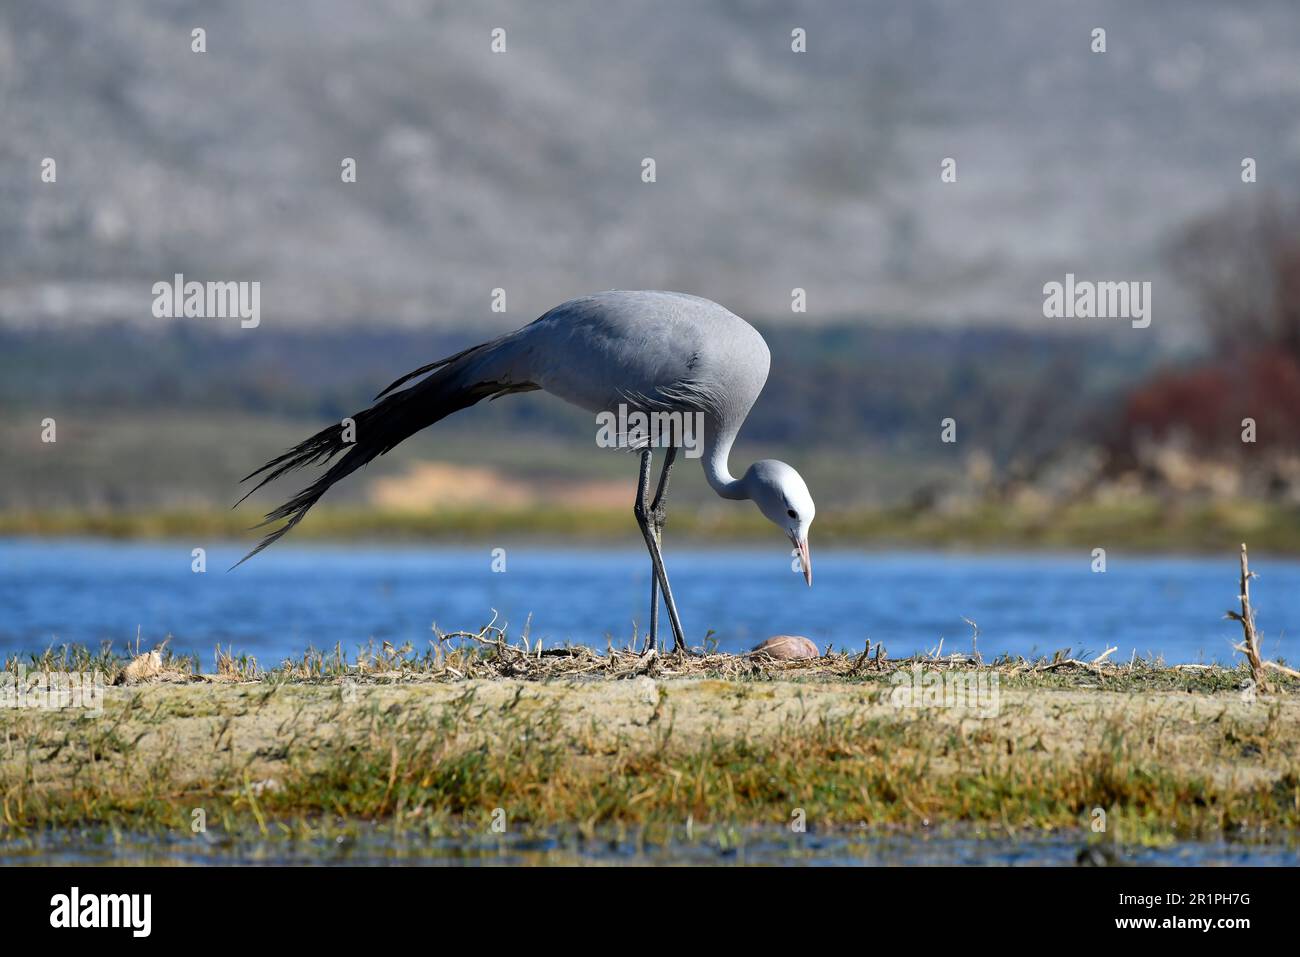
[744,459,815,586]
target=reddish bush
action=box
[1119,352,1300,453]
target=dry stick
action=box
[963,617,983,667]
[1039,657,1100,673]
[1263,660,1300,679]
[1226,543,1270,693]
[433,609,539,678]
[618,646,658,678]
[852,639,872,674]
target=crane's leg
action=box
[634,448,688,654]
[636,449,659,654]
[646,447,678,652]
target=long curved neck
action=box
[702,422,749,501]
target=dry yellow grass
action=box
[368,460,629,510]
[3,661,1297,843]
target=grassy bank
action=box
[3,497,1300,552]
[3,646,1298,854]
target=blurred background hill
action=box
[3,1,1300,547]
[5,0,1300,329]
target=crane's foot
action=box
[668,639,698,658]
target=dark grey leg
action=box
[636,449,659,654]
[647,558,659,653]
[646,447,678,652]
[634,448,688,654]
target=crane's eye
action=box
[787,509,798,519]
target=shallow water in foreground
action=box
[4,827,1298,867]
[2,538,1298,665]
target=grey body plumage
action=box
[238,290,815,652]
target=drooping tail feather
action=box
[371,340,489,400]
[233,342,527,567]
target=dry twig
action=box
[1226,544,1270,692]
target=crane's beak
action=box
[789,532,812,586]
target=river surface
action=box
[2,826,1296,866]
[1,538,1295,666]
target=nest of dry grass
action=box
[12,612,1297,696]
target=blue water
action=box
[0,538,1295,667]
[3,826,1296,866]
